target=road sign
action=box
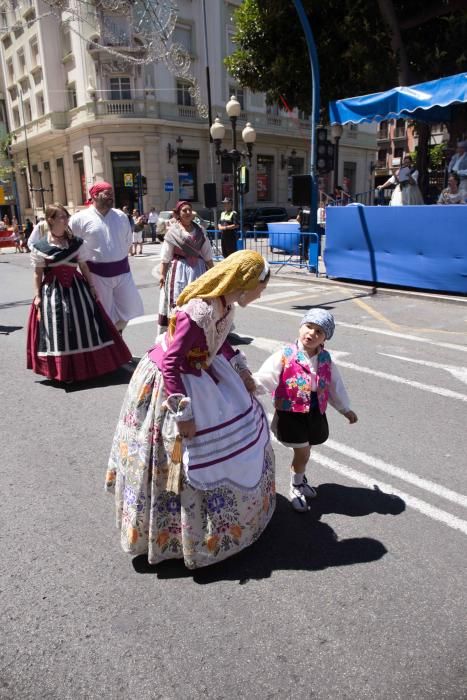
[164,180,174,192]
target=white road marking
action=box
[381,352,467,385]
[265,411,467,535]
[260,290,308,302]
[313,453,467,537]
[249,304,467,353]
[322,439,467,509]
[335,359,467,403]
[249,334,467,402]
[128,313,157,326]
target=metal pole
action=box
[333,136,340,191]
[201,0,215,181]
[230,117,239,214]
[292,0,320,236]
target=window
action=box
[20,168,31,208]
[36,92,44,116]
[17,48,26,74]
[109,76,131,100]
[377,149,387,166]
[6,58,14,83]
[13,107,20,127]
[176,80,192,107]
[394,118,405,138]
[177,149,199,201]
[378,120,389,139]
[24,99,32,122]
[343,162,356,194]
[394,147,404,160]
[256,155,274,202]
[173,24,192,54]
[67,83,77,109]
[229,84,244,110]
[1,7,7,29]
[30,37,39,66]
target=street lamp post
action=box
[331,123,343,192]
[210,96,256,223]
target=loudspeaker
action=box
[204,182,217,209]
[292,175,312,206]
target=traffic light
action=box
[238,165,249,195]
[141,175,147,195]
[134,173,147,196]
[317,140,335,174]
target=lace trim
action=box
[182,298,233,363]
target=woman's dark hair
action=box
[449,172,460,186]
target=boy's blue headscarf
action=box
[300,308,335,340]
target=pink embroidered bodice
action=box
[273,343,332,415]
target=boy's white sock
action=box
[291,472,305,486]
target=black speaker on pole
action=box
[292,175,312,206]
[204,182,217,209]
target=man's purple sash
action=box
[87,257,130,277]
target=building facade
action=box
[1,0,377,219]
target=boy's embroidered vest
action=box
[273,343,332,415]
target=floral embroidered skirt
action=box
[105,354,276,569]
[157,257,208,333]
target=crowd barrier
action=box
[207,226,320,274]
[324,204,467,293]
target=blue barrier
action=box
[324,205,467,293]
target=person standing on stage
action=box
[448,140,467,196]
[218,197,239,258]
[70,182,144,332]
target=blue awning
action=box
[329,72,467,125]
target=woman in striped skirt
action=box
[27,204,132,383]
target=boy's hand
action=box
[344,410,358,424]
[239,369,256,393]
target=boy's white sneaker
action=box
[289,476,317,512]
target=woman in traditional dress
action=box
[27,204,132,383]
[437,173,465,205]
[377,156,424,206]
[106,250,275,569]
[157,200,214,334]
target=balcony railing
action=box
[105,100,134,115]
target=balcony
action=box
[93,99,158,118]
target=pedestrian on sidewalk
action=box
[253,308,358,512]
[147,207,159,242]
[218,197,239,258]
[105,250,275,569]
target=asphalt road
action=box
[1,245,466,700]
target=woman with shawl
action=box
[157,200,213,334]
[27,204,132,383]
[106,250,275,569]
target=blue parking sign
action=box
[164,180,174,192]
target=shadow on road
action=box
[132,488,402,583]
[37,362,140,392]
[0,324,23,334]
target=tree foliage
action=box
[225,0,467,116]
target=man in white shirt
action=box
[147,207,159,243]
[70,182,144,331]
[448,140,467,195]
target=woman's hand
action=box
[159,276,166,289]
[177,419,196,439]
[33,294,41,309]
[89,285,98,300]
[239,369,256,393]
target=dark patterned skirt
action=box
[27,270,132,382]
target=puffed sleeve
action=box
[328,361,351,414]
[160,240,174,263]
[30,247,46,268]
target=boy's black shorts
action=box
[275,404,329,447]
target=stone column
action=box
[89,136,105,184]
[142,135,161,210]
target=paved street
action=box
[1,245,466,700]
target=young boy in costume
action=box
[253,308,358,512]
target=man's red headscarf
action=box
[89,181,113,199]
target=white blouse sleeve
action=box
[253,350,283,396]
[388,175,396,185]
[328,361,351,414]
[30,248,46,268]
[411,170,419,183]
[160,240,174,263]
